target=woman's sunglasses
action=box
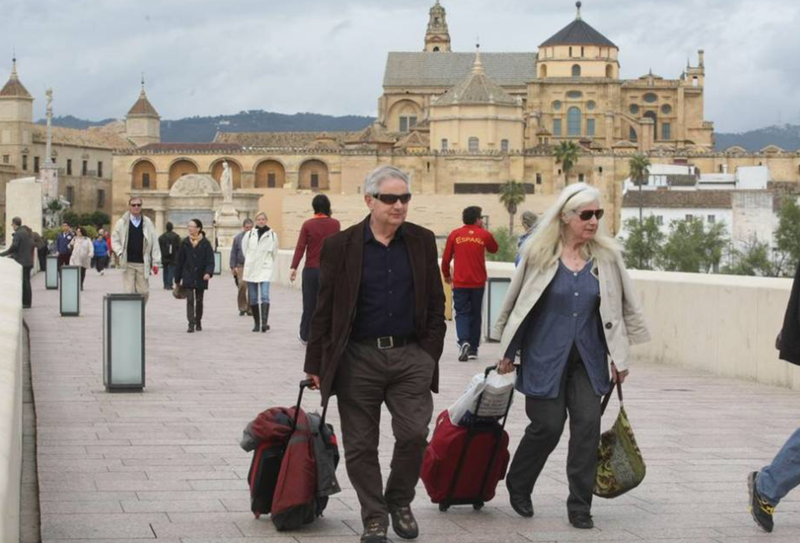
[578,209,604,221]
[373,193,412,205]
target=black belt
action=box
[355,334,417,350]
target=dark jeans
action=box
[453,287,484,352]
[185,288,205,325]
[162,263,175,289]
[335,341,434,526]
[95,256,110,272]
[57,253,70,269]
[299,267,320,341]
[38,249,46,272]
[506,347,602,514]
[22,266,32,308]
[79,267,86,289]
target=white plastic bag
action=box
[448,370,516,426]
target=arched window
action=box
[571,64,581,77]
[629,127,638,142]
[644,111,657,140]
[567,107,582,136]
[468,137,479,152]
[606,64,614,78]
[540,64,547,78]
[441,138,448,151]
[433,46,440,52]
[501,139,509,152]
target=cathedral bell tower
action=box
[424,1,451,52]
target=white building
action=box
[619,165,777,251]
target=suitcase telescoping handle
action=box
[294,379,330,429]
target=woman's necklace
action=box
[561,245,585,272]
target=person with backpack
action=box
[748,257,800,533]
[159,221,181,290]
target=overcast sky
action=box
[1,0,798,133]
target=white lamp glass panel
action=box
[486,279,511,339]
[110,299,143,385]
[60,266,80,315]
[46,256,58,289]
[214,252,222,275]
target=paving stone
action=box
[24,271,800,543]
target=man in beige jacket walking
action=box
[112,197,161,303]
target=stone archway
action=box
[168,159,199,188]
[131,159,156,190]
[255,159,286,188]
[298,159,329,191]
[210,158,242,190]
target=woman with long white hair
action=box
[492,183,650,529]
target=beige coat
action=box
[69,237,94,269]
[242,228,279,283]
[111,212,161,276]
[491,252,650,371]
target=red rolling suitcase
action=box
[421,366,515,511]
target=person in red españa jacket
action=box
[441,206,499,361]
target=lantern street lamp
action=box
[103,293,145,392]
[484,277,511,342]
[45,254,58,290]
[59,265,81,316]
[213,251,222,275]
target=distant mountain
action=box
[35,115,117,130]
[715,124,800,152]
[38,110,376,143]
[40,112,800,152]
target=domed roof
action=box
[127,81,159,118]
[434,50,519,107]
[540,2,616,48]
[0,59,32,99]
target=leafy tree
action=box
[486,227,517,263]
[722,240,777,277]
[775,197,800,270]
[628,154,651,222]
[498,180,527,234]
[622,216,663,270]
[657,217,728,273]
[553,141,580,185]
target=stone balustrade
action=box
[273,249,799,389]
[0,259,23,543]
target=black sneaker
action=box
[390,506,419,539]
[458,342,471,362]
[468,351,478,360]
[361,520,387,543]
[748,471,774,533]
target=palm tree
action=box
[554,141,580,186]
[499,180,527,235]
[629,153,652,222]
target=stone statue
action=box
[221,160,233,203]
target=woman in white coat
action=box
[242,212,279,332]
[69,226,94,290]
[493,183,650,529]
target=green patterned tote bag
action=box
[594,382,646,498]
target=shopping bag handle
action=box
[600,381,623,416]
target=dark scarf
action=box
[256,225,271,240]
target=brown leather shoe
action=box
[361,520,387,543]
[390,506,419,539]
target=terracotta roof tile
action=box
[622,190,733,209]
[0,61,32,98]
[127,89,159,117]
[32,125,135,150]
[214,131,356,149]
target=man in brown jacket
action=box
[305,165,446,543]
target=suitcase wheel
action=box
[473,502,484,511]
[438,503,449,512]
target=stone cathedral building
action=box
[5,2,798,247]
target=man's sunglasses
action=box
[578,209,604,221]
[373,193,412,205]
[130,203,142,207]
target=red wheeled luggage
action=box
[421,366,514,511]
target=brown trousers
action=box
[235,266,250,314]
[335,340,434,526]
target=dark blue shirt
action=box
[506,260,610,398]
[56,232,74,255]
[351,221,416,340]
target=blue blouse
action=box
[505,259,610,398]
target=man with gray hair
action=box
[1,217,33,308]
[305,165,446,543]
[230,218,254,316]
